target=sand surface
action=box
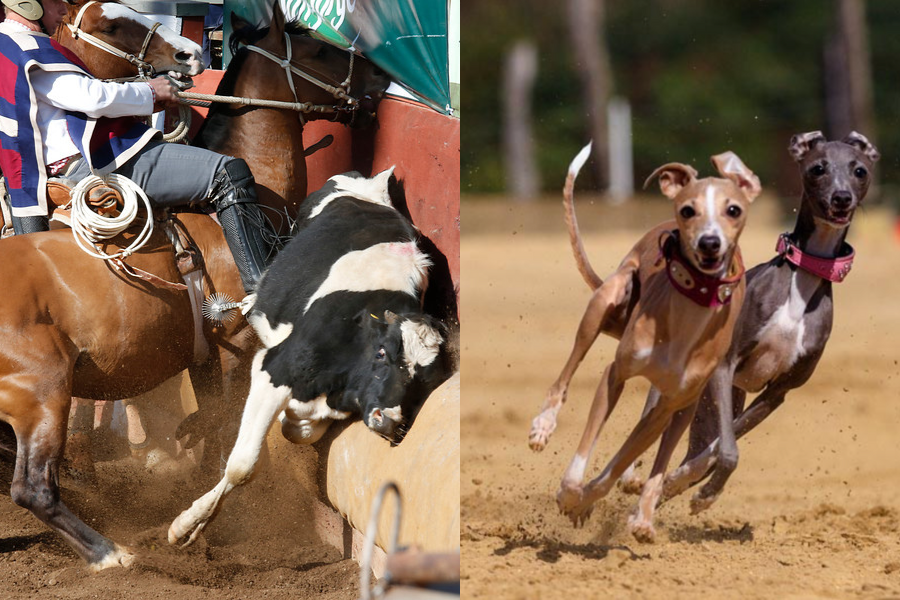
[460,196,900,599]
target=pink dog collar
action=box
[775,233,854,283]
[659,232,744,308]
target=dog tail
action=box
[564,142,603,290]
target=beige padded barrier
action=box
[325,372,460,553]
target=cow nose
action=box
[697,235,722,255]
[832,192,853,210]
[368,408,401,441]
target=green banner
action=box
[225,1,453,115]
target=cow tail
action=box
[563,142,603,291]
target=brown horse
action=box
[0,3,388,571]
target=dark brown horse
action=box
[0,3,388,570]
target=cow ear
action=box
[384,310,399,324]
[711,151,761,202]
[843,131,880,163]
[643,163,698,199]
[788,131,826,162]
[400,318,444,368]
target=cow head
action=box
[345,309,445,442]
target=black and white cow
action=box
[168,167,447,546]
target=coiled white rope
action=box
[69,173,154,260]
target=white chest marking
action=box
[754,271,816,374]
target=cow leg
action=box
[168,349,290,546]
[9,386,132,570]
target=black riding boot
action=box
[207,159,273,293]
[11,215,49,235]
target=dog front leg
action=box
[556,361,624,526]
[618,386,661,494]
[530,273,630,451]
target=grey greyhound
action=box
[619,131,879,513]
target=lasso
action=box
[69,174,154,261]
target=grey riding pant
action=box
[67,140,231,207]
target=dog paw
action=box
[617,466,644,496]
[528,409,558,452]
[627,513,657,544]
[689,491,719,515]
[557,483,593,527]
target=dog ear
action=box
[643,163,698,199]
[711,152,761,202]
[788,131,826,162]
[843,131,880,163]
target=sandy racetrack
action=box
[461,197,900,599]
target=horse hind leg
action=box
[10,389,132,569]
[168,349,291,546]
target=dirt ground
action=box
[460,196,900,599]
[0,417,362,599]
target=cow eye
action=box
[679,206,696,219]
[854,166,868,178]
[726,205,742,218]
[376,347,386,360]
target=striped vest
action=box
[0,27,157,217]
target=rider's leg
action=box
[11,215,49,235]
[68,142,275,293]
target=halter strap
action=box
[245,33,358,117]
[659,231,744,308]
[775,233,855,283]
[67,1,159,77]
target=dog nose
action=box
[697,235,721,255]
[832,192,853,210]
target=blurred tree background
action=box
[462,0,900,205]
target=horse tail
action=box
[563,142,603,291]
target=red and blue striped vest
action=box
[0,28,157,217]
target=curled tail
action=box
[563,142,603,290]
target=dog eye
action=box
[726,205,742,218]
[679,206,696,219]
[810,164,826,177]
[854,166,868,178]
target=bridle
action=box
[66,0,161,78]
[244,32,360,121]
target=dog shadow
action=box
[492,535,649,565]
[666,520,755,544]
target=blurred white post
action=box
[502,41,540,201]
[607,96,633,204]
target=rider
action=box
[0,0,272,293]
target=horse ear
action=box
[230,10,251,33]
[269,0,287,36]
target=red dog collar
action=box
[659,232,745,308]
[775,233,854,283]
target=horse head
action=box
[54,0,203,81]
[233,3,389,128]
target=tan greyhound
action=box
[528,142,760,541]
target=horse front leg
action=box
[9,384,132,570]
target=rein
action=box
[177,34,360,121]
[67,0,160,78]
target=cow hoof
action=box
[89,545,134,571]
[281,417,332,445]
[168,488,221,546]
